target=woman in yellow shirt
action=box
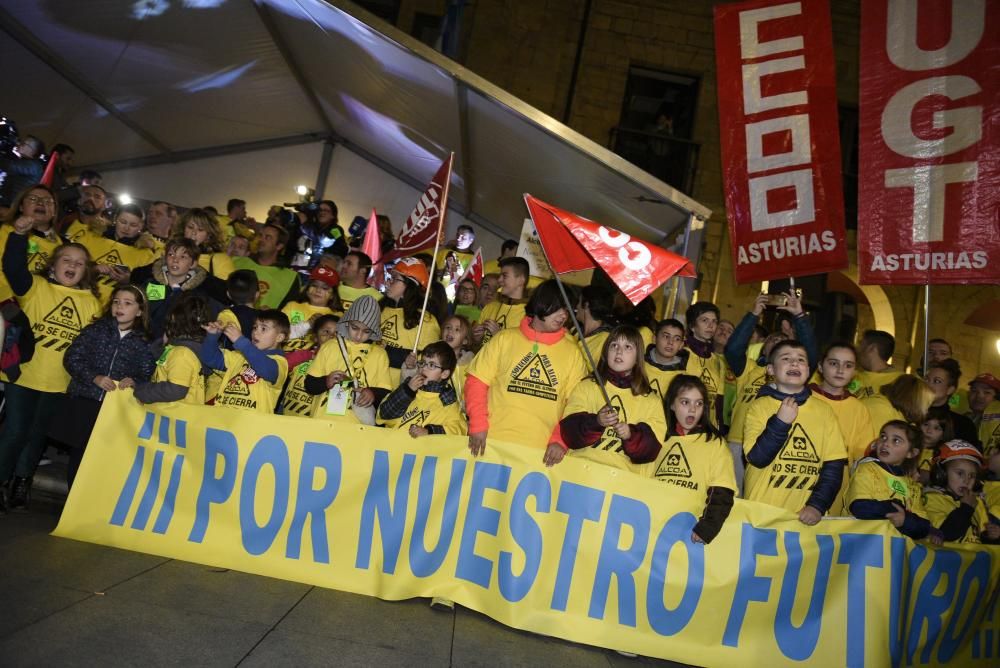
[1,215,101,511]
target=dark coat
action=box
[64,316,156,401]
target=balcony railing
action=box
[608,126,701,196]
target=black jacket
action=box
[64,317,156,401]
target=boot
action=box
[0,482,8,514]
[8,476,31,512]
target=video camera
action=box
[0,115,19,157]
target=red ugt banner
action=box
[714,0,847,284]
[858,0,1000,285]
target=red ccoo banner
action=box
[714,0,847,284]
[858,0,1000,285]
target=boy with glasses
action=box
[378,341,466,436]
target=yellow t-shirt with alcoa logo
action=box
[379,306,440,387]
[562,377,667,473]
[467,322,587,450]
[641,432,738,497]
[212,349,288,414]
[10,276,101,392]
[742,392,848,513]
[0,227,61,303]
[152,344,206,406]
[307,337,392,424]
[379,388,468,436]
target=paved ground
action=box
[0,470,690,668]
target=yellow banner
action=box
[56,392,1000,666]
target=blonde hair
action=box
[881,374,935,424]
[174,208,225,253]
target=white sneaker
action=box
[430,597,454,610]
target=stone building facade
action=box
[363,0,999,377]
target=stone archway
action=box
[827,266,896,340]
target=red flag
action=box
[361,208,381,265]
[858,0,1000,285]
[40,151,59,188]
[524,194,696,305]
[383,154,453,263]
[457,247,484,287]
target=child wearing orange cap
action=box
[380,257,440,387]
[924,440,1000,544]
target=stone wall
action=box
[381,0,999,378]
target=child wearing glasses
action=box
[378,341,466,436]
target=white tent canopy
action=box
[1,0,710,261]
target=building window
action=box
[610,67,701,195]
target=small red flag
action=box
[457,247,484,287]
[40,151,59,188]
[524,194,696,305]
[361,208,382,265]
[383,154,453,263]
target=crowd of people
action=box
[1,173,1000,571]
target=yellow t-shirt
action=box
[450,354,472,410]
[728,362,769,445]
[924,488,990,544]
[861,394,906,436]
[583,329,609,364]
[742,393,848,513]
[0,227,61,302]
[152,344,206,405]
[979,401,1000,459]
[642,433,738,497]
[983,481,1000,518]
[66,222,157,303]
[212,349,288,414]
[280,356,318,417]
[206,309,244,399]
[338,284,382,312]
[811,391,876,465]
[466,325,587,449]
[14,276,101,392]
[379,388,468,436]
[282,301,335,327]
[644,359,683,402]
[685,350,727,426]
[562,377,667,457]
[435,247,475,275]
[199,252,235,280]
[307,336,393,424]
[380,307,440,387]
[477,299,527,346]
[854,368,903,401]
[845,458,927,515]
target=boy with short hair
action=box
[217,269,261,336]
[855,329,902,399]
[926,359,980,447]
[378,341,467,436]
[644,318,688,400]
[473,256,530,347]
[132,237,221,340]
[199,310,290,413]
[742,340,848,524]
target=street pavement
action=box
[0,471,691,668]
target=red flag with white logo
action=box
[457,247,484,287]
[714,0,847,284]
[382,154,453,264]
[858,0,1000,284]
[524,194,695,305]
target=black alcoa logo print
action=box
[655,441,693,479]
[43,296,82,331]
[779,424,820,464]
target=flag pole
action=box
[412,152,454,355]
[534,234,613,408]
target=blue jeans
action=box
[0,383,61,480]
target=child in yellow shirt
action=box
[924,441,1000,544]
[199,310,290,413]
[378,341,467,436]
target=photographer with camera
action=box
[289,199,348,272]
[0,135,45,213]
